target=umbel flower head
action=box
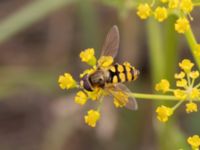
[155,59,200,123]
[136,0,195,34]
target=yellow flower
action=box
[194,44,200,57]
[98,56,113,68]
[180,0,194,13]
[58,73,77,90]
[80,48,97,66]
[113,99,125,108]
[179,59,194,72]
[155,79,170,93]
[186,102,198,113]
[160,0,168,3]
[174,71,185,79]
[168,0,179,9]
[189,71,200,79]
[154,7,168,22]
[176,79,187,87]
[175,17,190,34]
[174,89,187,100]
[187,135,200,150]
[80,67,96,78]
[86,88,103,101]
[75,91,88,105]
[137,3,151,20]
[189,88,200,100]
[113,91,128,108]
[84,109,100,127]
[156,105,173,122]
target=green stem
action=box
[195,82,200,88]
[194,3,200,6]
[97,96,104,111]
[172,100,184,111]
[129,92,200,101]
[185,28,200,69]
[129,93,178,100]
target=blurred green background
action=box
[0,0,200,150]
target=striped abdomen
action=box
[107,62,139,84]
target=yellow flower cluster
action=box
[187,135,200,150]
[58,73,77,90]
[84,109,100,128]
[156,105,173,122]
[155,59,200,122]
[136,0,195,34]
[80,48,97,66]
[57,48,121,127]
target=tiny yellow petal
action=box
[58,73,77,90]
[180,0,194,13]
[75,91,88,105]
[160,0,168,3]
[113,91,128,108]
[154,7,168,22]
[176,79,187,87]
[174,89,187,100]
[156,105,173,122]
[189,88,200,100]
[84,110,100,127]
[80,68,96,78]
[86,88,103,101]
[174,71,185,79]
[80,48,97,66]
[175,18,190,34]
[189,71,199,79]
[98,56,113,68]
[179,59,194,72]
[137,3,151,20]
[187,135,200,150]
[168,0,179,9]
[155,79,170,93]
[186,102,198,113]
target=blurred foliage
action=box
[0,0,199,150]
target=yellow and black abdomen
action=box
[107,62,139,84]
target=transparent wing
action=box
[105,83,138,111]
[100,25,120,59]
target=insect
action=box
[80,25,140,110]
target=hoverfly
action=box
[80,25,139,110]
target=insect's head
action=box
[80,74,93,91]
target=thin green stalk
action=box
[194,3,200,6]
[0,0,74,43]
[97,96,104,111]
[172,100,184,111]
[129,93,178,100]
[185,28,200,69]
[129,92,199,101]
